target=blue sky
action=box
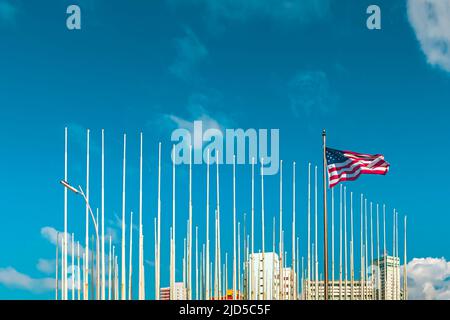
[0,0,450,299]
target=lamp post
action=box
[60,180,100,300]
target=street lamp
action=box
[60,180,100,300]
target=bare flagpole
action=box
[292,162,297,300]
[360,194,364,300]
[188,145,193,300]
[205,150,210,300]
[84,129,90,300]
[344,187,347,300]
[322,130,329,300]
[171,145,176,300]
[279,160,283,300]
[307,163,311,300]
[251,157,255,300]
[404,215,407,301]
[370,203,374,300]
[156,142,162,300]
[56,232,59,300]
[71,233,75,300]
[331,186,334,301]
[261,158,266,300]
[314,165,318,300]
[101,129,106,300]
[138,133,144,300]
[339,185,343,300]
[233,155,237,300]
[350,192,354,300]
[64,127,68,300]
[121,134,127,300]
[376,204,380,300]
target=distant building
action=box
[281,267,296,300]
[304,280,374,300]
[373,255,402,300]
[248,252,280,300]
[160,282,187,300]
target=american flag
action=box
[326,147,390,188]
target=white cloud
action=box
[407,0,450,72]
[159,93,234,150]
[0,267,54,293]
[40,226,85,257]
[406,257,450,300]
[170,28,208,82]
[36,259,55,274]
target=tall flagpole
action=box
[251,157,255,300]
[279,160,283,301]
[292,162,297,300]
[205,151,210,300]
[396,211,399,300]
[307,163,311,300]
[314,165,318,300]
[77,241,81,300]
[63,127,68,300]
[129,211,133,300]
[101,129,105,300]
[238,222,241,299]
[233,155,237,300]
[216,151,222,299]
[188,145,193,300]
[138,133,144,300]
[261,158,266,300]
[171,145,176,300]
[156,142,162,300]
[322,130,329,300]
[365,199,368,299]
[121,134,127,300]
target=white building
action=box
[248,252,280,300]
[281,267,296,300]
[304,280,374,300]
[373,255,401,300]
[160,282,187,300]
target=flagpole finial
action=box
[322,129,326,137]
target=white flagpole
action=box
[112,245,115,299]
[156,142,162,300]
[154,217,158,298]
[206,151,210,300]
[314,165,318,300]
[171,145,176,300]
[396,211,399,299]
[344,187,347,300]
[292,162,296,300]
[279,160,283,300]
[101,129,105,300]
[350,192,354,300]
[307,163,311,300]
[121,134,127,300]
[138,133,144,300]
[71,233,75,300]
[214,211,218,299]
[96,209,100,300]
[251,157,255,300]
[129,211,133,300]
[188,145,192,300]
[84,129,90,301]
[331,186,334,300]
[64,127,68,300]
[261,158,266,300]
[339,185,343,300]
[392,209,395,299]
[272,217,276,299]
[233,155,237,300]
